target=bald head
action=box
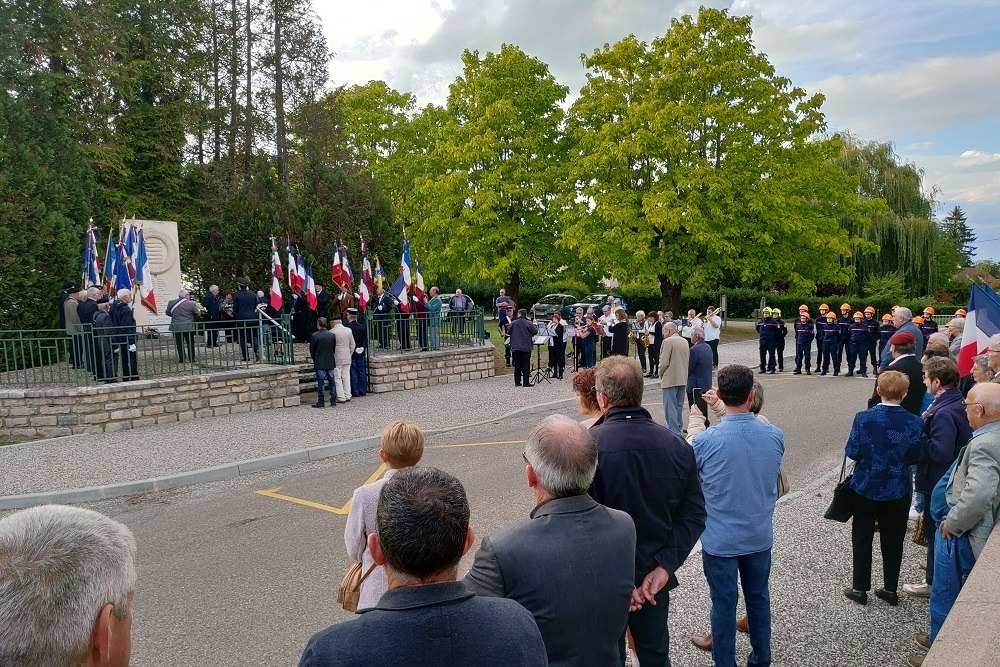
[523,415,597,498]
[967,382,1000,429]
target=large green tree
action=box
[561,8,876,312]
[940,205,976,267]
[402,45,573,301]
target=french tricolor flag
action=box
[958,283,1000,375]
[390,240,412,313]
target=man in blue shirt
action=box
[691,365,784,667]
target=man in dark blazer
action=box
[589,355,707,667]
[232,277,261,362]
[308,317,336,408]
[297,468,546,667]
[465,414,636,667]
[201,284,221,347]
[869,330,924,415]
[509,308,539,387]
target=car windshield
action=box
[583,294,607,302]
[539,295,565,304]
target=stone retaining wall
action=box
[367,346,495,393]
[0,367,301,438]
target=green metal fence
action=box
[366,307,486,354]
[0,314,296,388]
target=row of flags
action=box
[82,220,157,314]
[267,236,426,315]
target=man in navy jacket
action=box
[589,356,706,667]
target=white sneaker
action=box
[902,581,932,597]
[908,506,920,520]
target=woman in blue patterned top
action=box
[844,370,924,606]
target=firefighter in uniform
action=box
[836,303,853,365]
[920,306,938,344]
[793,307,814,375]
[821,311,841,376]
[863,306,879,369]
[814,303,830,373]
[756,307,779,374]
[846,311,870,377]
[773,308,788,372]
[878,314,896,367]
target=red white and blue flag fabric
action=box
[296,254,307,294]
[305,268,318,310]
[122,223,138,282]
[331,244,344,289]
[958,283,1000,375]
[135,229,157,314]
[286,238,299,294]
[340,244,354,292]
[84,224,102,287]
[413,258,426,301]
[113,240,132,294]
[389,240,412,313]
[269,237,283,312]
[358,240,372,311]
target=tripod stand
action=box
[530,337,552,385]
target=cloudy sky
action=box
[315,0,1000,260]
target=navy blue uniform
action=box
[821,319,841,375]
[846,320,870,376]
[920,318,938,345]
[774,318,788,370]
[814,312,829,372]
[878,323,897,366]
[864,314,879,368]
[794,318,814,374]
[756,316,779,372]
[836,314,852,363]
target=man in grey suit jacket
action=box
[298,468,546,667]
[167,289,201,363]
[465,414,636,667]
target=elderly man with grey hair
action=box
[465,414,637,667]
[880,306,923,371]
[659,321,690,435]
[945,317,965,360]
[0,505,137,667]
[167,288,201,363]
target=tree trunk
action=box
[229,0,238,165]
[244,0,252,179]
[658,274,682,315]
[506,269,521,306]
[212,0,221,162]
[273,0,286,183]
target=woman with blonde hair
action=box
[344,420,425,609]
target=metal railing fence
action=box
[0,315,295,388]
[367,307,486,354]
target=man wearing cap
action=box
[870,330,924,415]
[330,315,356,402]
[814,304,830,373]
[836,303,853,369]
[346,307,368,397]
[233,277,261,362]
[793,309,814,375]
[847,312,871,378]
[821,311,841,376]
[755,308,779,374]
[864,307,879,369]
[880,307,924,372]
[921,307,939,344]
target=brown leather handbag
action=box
[337,561,377,613]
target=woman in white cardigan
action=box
[343,420,425,610]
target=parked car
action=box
[439,293,477,318]
[569,293,629,316]
[530,293,579,321]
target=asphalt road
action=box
[78,370,875,667]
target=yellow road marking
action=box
[256,441,530,514]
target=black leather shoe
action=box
[844,588,868,605]
[523,383,534,387]
[312,402,325,408]
[875,588,899,606]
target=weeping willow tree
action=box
[833,133,941,296]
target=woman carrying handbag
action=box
[842,370,924,605]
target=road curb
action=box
[0,387,602,510]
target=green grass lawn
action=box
[0,435,28,446]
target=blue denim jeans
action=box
[315,368,336,404]
[929,533,976,640]
[661,386,685,436]
[703,548,773,667]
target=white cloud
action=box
[807,52,1000,140]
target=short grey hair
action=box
[178,289,188,298]
[595,356,644,408]
[990,333,1000,352]
[116,288,131,300]
[663,322,678,334]
[690,326,705,341]
[973,355,991,372]
[895,306,913,321]
[86,287,100,298]
[0,505,136,667]
[928,332,950,348]
[210,284,219,293]
[949,317,965,332]
[524,415,597,497]
[635,310,645,319]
